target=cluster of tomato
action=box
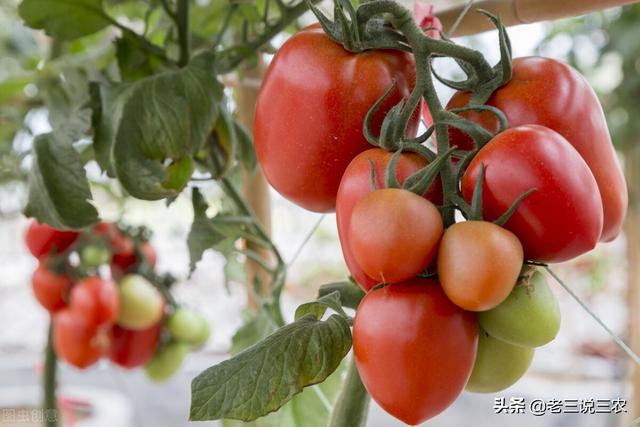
[25,221,210,381]
[254,21,627,426]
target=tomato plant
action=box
[462,125,604,263]
[9,0,632,425]
[438,221,523,311]
[448,56,627,242]
[336,148,442,290]
[349,188,443,284]
[25,221,78,258]
[254,24,419,213]
[31,261,71,313]
[353,279,478,425]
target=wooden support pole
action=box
[625,143,640,423]
[236,59,273,310]
[434,0,640,36]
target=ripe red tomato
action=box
[461,125,603,263]
[31,261,71,312]
[111,241,157,274]
[53,308,106,369]
[353,279,478,425]
[70,277,120,328]
[108,323,162,369]
[336,148,442,291]
[254,24,419,213]
[349,188,443,284]
[25,220,78,258]
[438,221,523,311]
[448,56,627,242]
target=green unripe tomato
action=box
[117,274,164,330]
[191,315,211,348]
[479,270,561,347]
[81,245,111,268]
[466,330,534,393]
[168,308,209,345]
[144,342,189,382]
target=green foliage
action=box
[19,0,111,41]
[3,1,355,425]
[190,314,351,422]
[24,133,98,228]
[94,52,223,199]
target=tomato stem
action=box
[328,357,370,427]
[44,321,60,427]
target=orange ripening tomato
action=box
[438,221,523,311]
[349,188,443,284]
[353,279,478,425]
[448,56,627,242]
[336,148,442,291]
[254,24,419,213]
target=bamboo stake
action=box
[625,143,640,423]
[434,0,640,36]
[236,58,273,310]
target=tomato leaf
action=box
[221,361,346,427]
[24,133,99,229]
[19,0,111,41]
[92,52,223,199]
[187,188,228,273]
[318,281,365,310]
[190,314,351,422]
[115,32,161,81]
[295,291,348,321]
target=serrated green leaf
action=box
[24,133,98,229]
[190,314,351,422]
[221,361,345,427]
[295,291,348,321]
[318,281,366,309]
[93,52,223,199]
[19,0,111,41]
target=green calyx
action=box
[307,0,409,53]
